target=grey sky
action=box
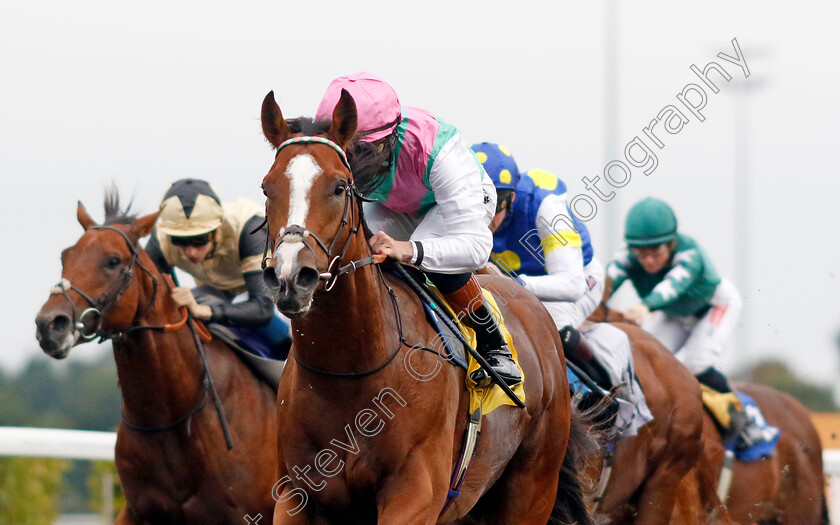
[2,1,838,386]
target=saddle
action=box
[700,385,780,460]
[384,262,526,415]
[207,324,286,390]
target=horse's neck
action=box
[112,270,206,427]
[293,260,398,375]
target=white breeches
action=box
[641,278,742,374]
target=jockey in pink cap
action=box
[315,72,520,387]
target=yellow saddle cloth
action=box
[430,287,527,415]
[700,384,743,430]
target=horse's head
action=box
[259,89,361,317]
[35,200,159,358]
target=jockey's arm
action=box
[413,134,494,272]
[641,251,702,311]
[517,194,587,301]
[207,271,275,328]
[605,250,631,292]
[206,214,276,329]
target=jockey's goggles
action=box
[170,231,215,247]
[630,243,670,260]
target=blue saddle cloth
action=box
[730,391,780,461]
[220,313,291,361]
[222,326,288,360]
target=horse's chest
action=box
[278,407,401,510]
[118,435,264,521]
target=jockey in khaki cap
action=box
[147,178,290,358]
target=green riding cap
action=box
[624,197,678,246]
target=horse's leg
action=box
[271,489,328,525]
[376,478,443,524]
[377,457,452,525]
[627,378,704,524]
[472,411,570,525]
[481,456,563,525]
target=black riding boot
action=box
[445,275,521,388]
[559,326,612,391]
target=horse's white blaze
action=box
[276,243,302,280]
[286,153,322,227]
[275,153,322,280]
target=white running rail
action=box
[0,427,839,523]
[0,426,115,460]
[826,449,840,524]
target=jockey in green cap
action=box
[606,197,765,447]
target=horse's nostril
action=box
[295,267,320,291]
[48,315,71,335]
[263,267,281,291]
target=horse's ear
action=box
[261,91,290,149]
[328,89,358,149]
[130,211,160,240]
[77,201,97,230]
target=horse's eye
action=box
[334,184,346,196]
[106,257,121,269]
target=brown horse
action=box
[35,198,278,524]
[700,382,826,524]
[259,89,591,524]
[577,322,723,524]
[594,287,826,523]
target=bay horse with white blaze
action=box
[259,89,591,524]
[35,197,278,524]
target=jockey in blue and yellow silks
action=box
[472,142,613,389]
[472,144,599,326]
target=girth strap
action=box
[439,407,482,516]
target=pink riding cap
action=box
[315,71,402,143]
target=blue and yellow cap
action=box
[471,142,521,191]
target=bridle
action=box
[261,135,426,380]
[49,225,158,342]
[49,224,229,442]
[261,136,379,292]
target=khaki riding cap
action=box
[157,179,224,237]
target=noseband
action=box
[50,226,157,341]
[262,136,378,292]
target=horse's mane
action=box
[103,185,137,225]
[288,117,331,136]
